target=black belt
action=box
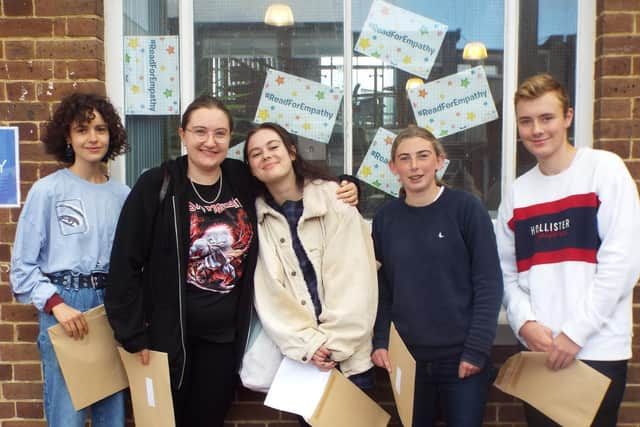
[46,271,108,289]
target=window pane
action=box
[193,1,345,177]
[353,0,505,217]
[123,0,181,185]
[517,0,577,176]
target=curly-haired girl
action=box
[11,92,129,427]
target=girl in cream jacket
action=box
[244,122,377,380]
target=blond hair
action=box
[514,73,570,114]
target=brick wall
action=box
[0,0,638,426]
[0,0,106,425]
[593,0,640,424]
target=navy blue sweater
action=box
[372,187,503,368]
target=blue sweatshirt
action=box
[10,168,129,311]
[372,187,503,367]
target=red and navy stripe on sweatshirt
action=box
[508,193,601,272]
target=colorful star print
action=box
[275,75,285,85]
[315,91,325,100]
[359,38,371,50]
[460,78,470,88]
[361,166,372,177]
[257,109,270,121]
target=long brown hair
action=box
[244,122,336,197]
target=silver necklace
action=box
[190,173,223,204]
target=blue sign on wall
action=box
[0,127,20,207]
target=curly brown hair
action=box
[43,92,129,164]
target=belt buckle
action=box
[90,274,98,288]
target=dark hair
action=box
[181,95,234,132]
[514,73,570,115]
[243,122,336,196]
[43,92,128,164]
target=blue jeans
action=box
[37,286,125,427]
[412,357,493,427]
[523,359,628,427]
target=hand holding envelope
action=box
[48,304,175,427]
[494,352,611,427]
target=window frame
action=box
[105,0,596,203]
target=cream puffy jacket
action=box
[253,180,377,377]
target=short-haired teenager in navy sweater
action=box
[371,126,503,427]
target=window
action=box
[106,0,587,217]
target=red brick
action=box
[0,18,53,37]
[0,363,12,380]
[0,224,17,241]
[53,61,67,79]
[601,0,640,11]
[3,1,33,16]
[594,119,640,139]
[618,404,640,423]
[597,78,640,98]
[0,304,37,322]
[2,421,47,427]
[19,142,54,162]
[11,122,39,141]
[599,35,640,55]
[497,403,526,422]
[597,12,635,34]
[595,98,631,118]
[0,102,49,121]
[598,139,631,158]
[0,284,13,303]
[14,364,42,381]
[16,323,39,342]
[36,40,104,61]
[596,56,632,76]
[0,401,16,419]
[35,0,103,16]
[6,81,36,102]
[39,162,61,178]
[16,401,43,419]
[623,384,640,401]
[0,60,54,81]
[633,140,640,158]
[5,41,35,60]
[53,18,66,38]
[0,343,40,362]
[0,323,13,341]
[2,381,42,399]
[625,160,640,179]
[67,17,103,39]
[68,59,104,80]
[36,81,106,102]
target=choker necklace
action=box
[190,173,223,204]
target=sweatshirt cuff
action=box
[44,293,64,314]
[461,347,487,369]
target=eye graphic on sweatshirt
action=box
[55,199,87,235]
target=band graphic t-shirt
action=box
[185,179,254,342]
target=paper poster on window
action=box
[408,66,498,138]
[0,127,20,207]
[124,36,180,115]
[226,142,245,161]
[254,69,343,144]
[356,128,400,197]
[354,0,447,80]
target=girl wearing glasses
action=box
[105,96,357,427]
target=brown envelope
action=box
[47,304,128,410]
[494,351,611,427]
[117,347,175,427]
[388,322,416,427]
[309,369,390,427]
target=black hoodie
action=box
[105,156,258,389]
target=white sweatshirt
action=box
[497,148,640,360]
